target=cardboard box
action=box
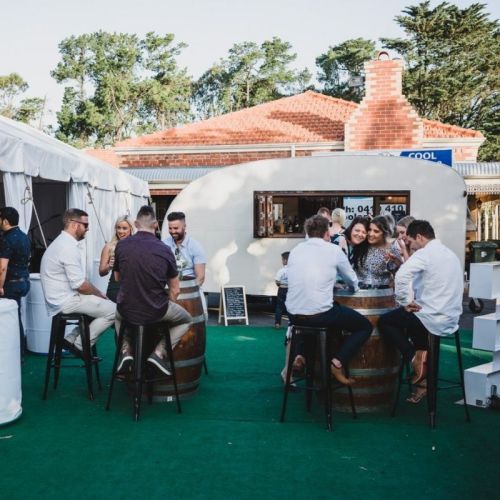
[464,363,500,408]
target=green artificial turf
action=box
[1,327,499,500]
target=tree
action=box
[381,2,500,160]
[316,38,377,102]
[51,31,192,147]
[193,37,311,118]
[0,73,45,126]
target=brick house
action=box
[88,56,496,236]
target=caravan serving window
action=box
[254,191,410,238]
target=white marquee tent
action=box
[0,115,150,287]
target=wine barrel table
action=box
[332,288,399,413]
[130,278,206,402]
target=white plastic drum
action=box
[25,273,52,354]
[0,299,22,424]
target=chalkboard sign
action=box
[218,286,249,326]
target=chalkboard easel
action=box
[218,285,249,326]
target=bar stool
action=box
[42,312,101,401]
[280,325,357,431]
[391,330,471,428]
[106,319,181,421]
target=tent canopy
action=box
[0,115,148,197]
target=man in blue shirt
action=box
[0,207,31,352]
[163,212,206,286]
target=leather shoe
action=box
[330,363,355,385]
[411,350,428,384]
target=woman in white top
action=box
[99,215,134,302]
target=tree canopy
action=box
[51,31,192,147]
[192,37,311,118]
[0,73,45,126]
[381,1,499,160]
[316,38,377,102]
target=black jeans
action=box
[288,303,372,365]
[275,288,288,325]
[378,306,429,362]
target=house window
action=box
[254,191,410,238]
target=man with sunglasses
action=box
[40,208,116,356]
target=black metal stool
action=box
[106,319,181,421]
[391,330,471,428]
[280,325,357,431]
[42,312,101,401]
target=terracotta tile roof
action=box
[110,91,482,149]
[116,91,358,147]
[85,148,122,166]
[423,119,483,139]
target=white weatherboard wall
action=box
[162,155,467,296]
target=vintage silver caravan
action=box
[161,155,466,296]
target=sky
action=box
[2,0,498,126]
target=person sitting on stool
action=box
[285,215,373,385]
[40,208,115,356]
[114,205,192,375]
[378,220,463,404]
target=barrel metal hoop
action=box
[179,279,197,288]
[153,378,201,391]
[336,288,394,297]
[177,291,201,300]
[190,314,206,325]
[164,355,205,368]
[348,366,400,377]
[353,308,393,316]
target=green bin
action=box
[469,241,497,263]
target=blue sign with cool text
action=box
[400,149,453,167]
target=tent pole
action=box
[24,175,48,249]
[86,184,107,243]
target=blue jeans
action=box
[288,302,372,365]
[3,278,30,351]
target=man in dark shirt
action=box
[114,205,192,374]
[0,207,31,352]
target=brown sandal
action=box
[406,388,427,404]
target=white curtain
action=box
[2,172,33,233]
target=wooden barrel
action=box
[332,288,399,413]
[135,279,206,402]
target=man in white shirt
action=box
[40,208,116,355]
[286,215,372,385]
[379,220,463,401]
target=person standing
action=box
[285,215,373,385]
[378,220,463,403]
[114,206,192,374]
[40,208,115,355]
[0,207,31,352]
[274,251,290,329]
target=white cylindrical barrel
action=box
[0,299,22,424]
[25,273,52,354]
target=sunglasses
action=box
[71,219,89,228]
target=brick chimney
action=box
[344,54,424,151]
